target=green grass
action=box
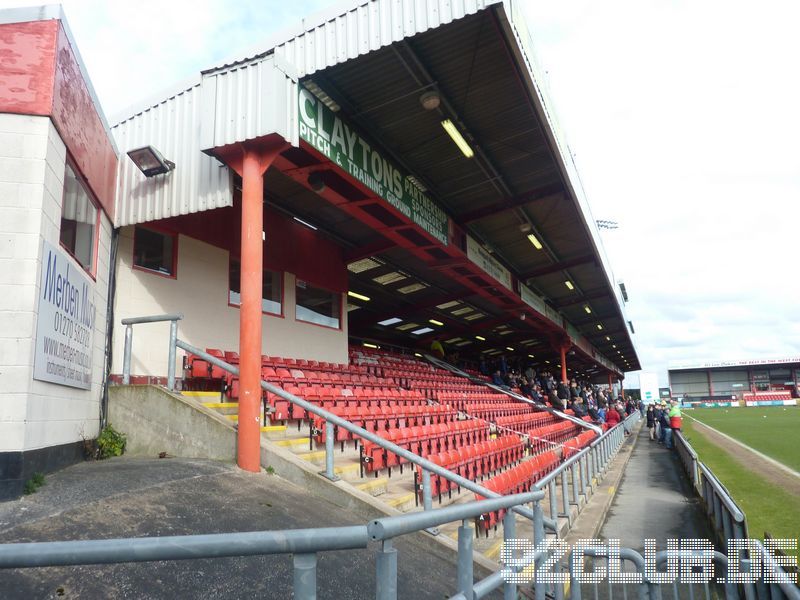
[682,419,800,556]
[686,406,800,472]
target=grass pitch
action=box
[686,406,800,472]
[682,414,800,557]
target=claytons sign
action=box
[298,87,448,245]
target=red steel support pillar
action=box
[560,346,568,384]
[608,372,613,391]
[217,138,287,473]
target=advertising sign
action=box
[33,240,96,389]
[298,88,448,245]
[639,372,660,403]
[520,283,561,326]
[465,235,513,291]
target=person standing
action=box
[659,403,673,449]
[646,404,656,440]
[668,400,682,433]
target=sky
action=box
[4,0,798,386]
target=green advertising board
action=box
[298,87,449,245]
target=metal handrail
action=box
[0,491,539,569]
[698,462,746,522]
[121,313,183,389]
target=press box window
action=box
[295,280,341,329]
[133,227,177,277]
[59,162,98,273]
[228,259,282,315]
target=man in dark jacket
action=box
[659,405,672,449]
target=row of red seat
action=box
[743,391,791,401]
[527,421,581,453]
[475,450,561,530]
[416,435,526,501]
[495,413,560,432]
[269,385,427,421]
[262,367,394,388]
[561,430,598,460]
[361,421,490,474]
[311,405,458,447]
[463,403,533,421]
[437,392,517,410]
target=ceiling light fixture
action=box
[596,324,603,330]
[363,342,379,349]
[441,119,474,158]
[378,317,402,326]
[347,291,370,302]
[564,280,574,290]
[419,90,441,110]
[584,305,592,314]
[429,319,444,326]
[527,233,543,250]
[127,146,175,177]
[411,327,435,335]
[506,347,515,352]
[293,217,317,230]
[475,335,486,341]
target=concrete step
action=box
[202,402,238,409]
[181,391,223,399]
[384,491,416,512]
[273,436,313,449]
[355,478,388,497]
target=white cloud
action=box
[523,0,800,387]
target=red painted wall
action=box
[0,20,57,115]
[157,204,348,293]
[0,19,117,220]
[52,24,116,220]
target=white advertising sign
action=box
[465,235,512,291]
[33,240,96,389]
[639,372,660,403]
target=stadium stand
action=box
[182,345,599,533]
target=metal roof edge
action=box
[668,357,800,371]
[495,0,637,373]
[110,75,201,127]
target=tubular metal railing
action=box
[0,491,544,600]
[121,313,183,390]
[674,430,749,542]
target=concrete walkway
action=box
[598,425,712,551]
[0,457,501,599]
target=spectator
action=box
[638,400,645,418]
[430,337,445,359]
[605,404,621,427]
[668,400,682,433]
[659,403,673,449]
[646,404,656,440]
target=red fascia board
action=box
[0,19,117,220]
[0,20,58,115]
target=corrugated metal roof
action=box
[206,0,500,78]
[199,54,299,153]
[112,84,232,227]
